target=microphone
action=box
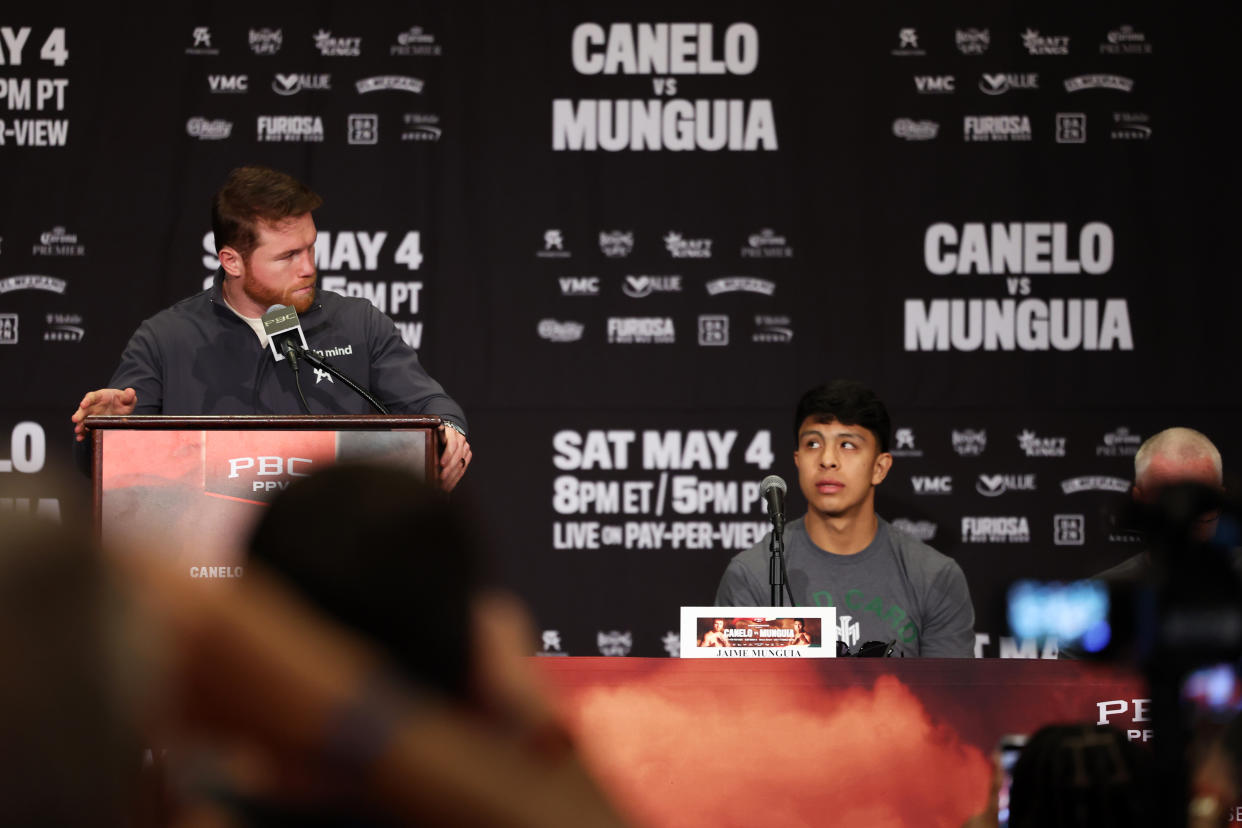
[262,304,309,365]
[761,475,786,533]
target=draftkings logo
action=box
[597,630,633,656]
[314,30,361,57]
[1017,430,1067,457]
[962,516,1031,543]
[664,232,712,259]
[1021,29,1070,56]
[599,231,634,258]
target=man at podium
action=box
[70,166,471,491]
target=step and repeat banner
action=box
[2,4,1237,657]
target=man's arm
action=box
[917,561,977,658]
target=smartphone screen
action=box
[997,734,1027,828]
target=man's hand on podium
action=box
[438,423,472,492]
[72,387,137,442]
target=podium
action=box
[86,415,441,571]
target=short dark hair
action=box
[211,165,323,259]
[247,463,477,697]
[794,380,891,453]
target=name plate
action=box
[680,606,837,658]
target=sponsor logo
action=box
[1018,430,1067,457]
[0,314,17,344]
[401,113,442,142]
[312,367,333,384]
[314,30,361,57]
[597,630,633,657]
[964,115,1032,142]
[186,117,232,140]
[911,475,953,495]
[662,631,680,657]
[272,73,331,95]
[42,312,83,342]
[1061,476,1130,494]
[186,26,218,56]
[1065,74,1134,93]
[707,276,775,296]
[664,231,712,258]
[249,28,283,55]
[537,319,584,342]
[208,74,249,93]
[348,114,379,145]
[32,227,84,257]
[0,274,66,294]
[979,72,1039,95]
[838,615,862,649]
[559,276,599,296]
[892,518,937,541]
[977,473,1037,497]
[257,115,324,143]
[742,228,793,258]
[953,429,987,456]
[623,274,681,298]
[962,516,1031,543]
[891,428,924,458]
[1021,29,1070,56]
[538,629,569,656]
[1111,112,1151,141]
[1056,112,1087,144]
[893,118,938,141]
[391,26,442,57]
[914,75,955,94]
[1054,514,1085,545]
[537,229,571,259]
[608,317,675,344]
[1101,25,1152,55]
[356,75,424,94]
[892,28,925,56]
[599,231,634,258]
[1097,427,1141,457]
[752,314,793,343]
[698,315,728,346]
[956,28,990,56]
[189,567,244,579]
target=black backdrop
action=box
[2,3,1239,657]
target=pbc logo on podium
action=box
[204,432,336,503]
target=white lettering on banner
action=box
[904,298,1134,351]
[571,23,759,75]
[0,77,68,110]
[0,422,46,473]
[205,231,422,274]
[924,222,1114,275]
[320,277,423,315]
[0,118,69,146]
[553,98,777,151]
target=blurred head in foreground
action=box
[247,462,478,696]
[0,514,145,826]
[1008,723,1155,828]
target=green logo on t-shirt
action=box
[812,589,918,643]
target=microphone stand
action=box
[769,515,785,606]
[289,344,390,415]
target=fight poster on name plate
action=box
[679,607,836,658]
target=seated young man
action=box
[715,380,976,657]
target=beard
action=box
[241,274,316,314]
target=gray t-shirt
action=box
[715,516,976,658]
